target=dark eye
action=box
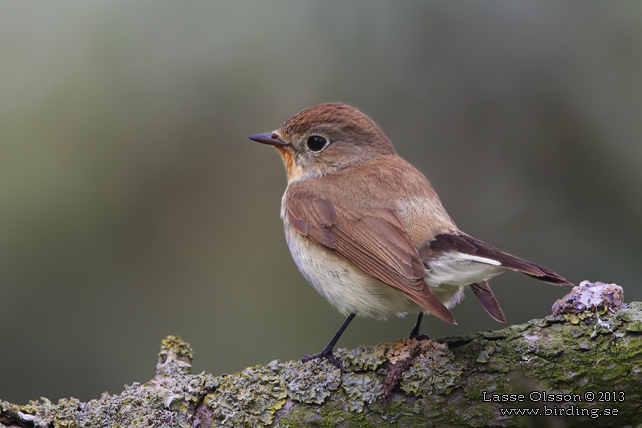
[306,135,328,152]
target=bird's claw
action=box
[408,332,430,341]
[301,347,343,371]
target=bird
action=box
[248,103,572,369]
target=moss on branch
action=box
[2,302,642,427]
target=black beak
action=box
[248,133,289,147]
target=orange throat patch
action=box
[275,146,303,182]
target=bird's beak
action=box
[248,133,289,147]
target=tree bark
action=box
[1,302,641,428]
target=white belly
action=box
[284,223,467,319]
[284,223,426,319]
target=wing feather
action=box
[286,191,455,323]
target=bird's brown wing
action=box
[286,191,455,324]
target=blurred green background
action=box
[2,1,641,404]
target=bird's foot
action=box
[408,312,430,340]
[301,312,356,372]
[408,332,430,341]
[301,345,343,371]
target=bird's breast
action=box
[282,218,424,319]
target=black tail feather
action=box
[428,233,573,286]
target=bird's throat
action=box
[275,146,304,183]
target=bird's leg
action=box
[301,312,356,371]
[408,312,430,340]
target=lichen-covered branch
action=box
[2,302,641,427]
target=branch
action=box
[1,283,641,427]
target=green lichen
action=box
[4,304,642,428]
[10,375,206,428]
[276,359,341,405]
[156,335,193,376]
[475,346,494,363]
[447,304,642,424]
[339,343,389,371]
[625,320,642,332]
[316,400,375,428]
[400,341,464,397]
[619,302,642,333]
[341,372,384,412]
[204,364,287,427]
[51,398,83,428]
[277,397,376,428]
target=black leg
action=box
[301,312,357,371]
[408,313,430,340]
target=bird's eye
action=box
[306,135,328,152]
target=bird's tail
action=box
[426,232,573,322]
[428,233,573,285]
[470,281,506,322]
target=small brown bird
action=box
[249,103,572,369]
